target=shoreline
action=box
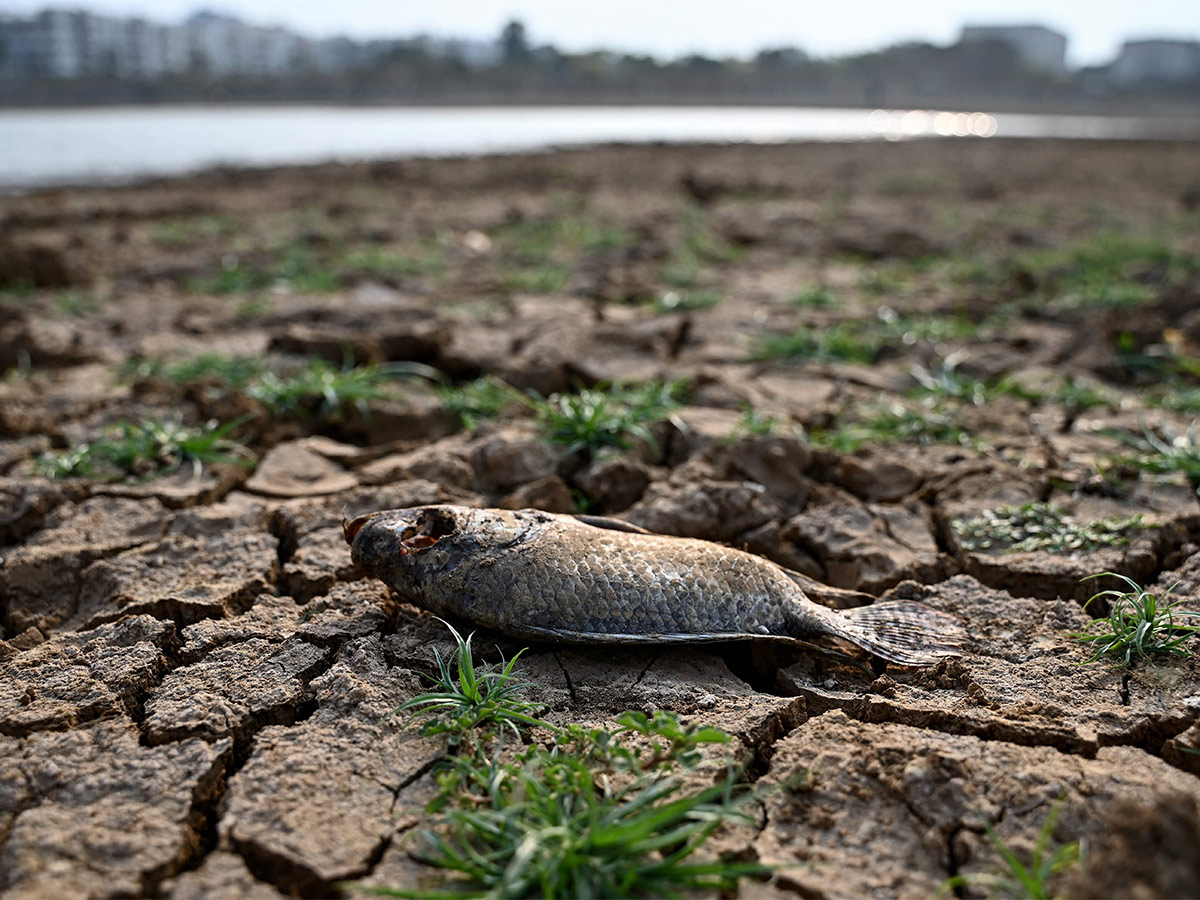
[5,108,1200,196]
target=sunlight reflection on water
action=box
[0,104,1194,189]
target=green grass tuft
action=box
[874,307,978,344]
[953,503,1150,554]
[52,291,103,318]
[728,405,789,440]
[246,359,407,420]
[755,322,880,364]
[341,246,446,281]
[1147,384,1200,415]
[152,214,239,247]
[530,381,685,458]
[351,622,766,900]
[121,353,266,389]
[1109,420,1200,490]
[790,286,840,309]
[1020,233,1197,310]
[499,262,573,293]
[186,246,341,295]
[809,403,969,453]
[910,355,991,406]
[1047,377,1117,413]
[1073,573,1200,665]
[34,417,253,481]
[123,354,427,422]
[436,376,523,430]
[939,799,1080,900]
[394,620,550,744]
[653,289,721,313]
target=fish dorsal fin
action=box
[573,514,652,535]
[780,567,875,609]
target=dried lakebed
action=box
[2,137,1200,897]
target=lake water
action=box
[1,104,1196,190]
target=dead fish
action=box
[344,505,967,666]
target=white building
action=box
[1109,39,1200,83]
[959,24,1069,75]
[0,8,323,79]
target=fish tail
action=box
[826,600,968,666]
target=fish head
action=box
[344,505,530,605]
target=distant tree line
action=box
[3,19,1197,112]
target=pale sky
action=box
[3,0,1199,67]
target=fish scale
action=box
[346,505,968,666]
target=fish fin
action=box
[829,600,968,667]
[779,567,876,609]
[573,515,652,535]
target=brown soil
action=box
[2,137,1200,898]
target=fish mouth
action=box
[342,512,377,545]
[343,506,460,551]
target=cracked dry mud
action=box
[3,137,1200,898]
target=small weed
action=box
[875,307,978,345]
[394,620,549,743]
[491,218,559,263]
[1048,377,1117,413]
[235,296,273,320]
[654,289,721,313]
[1109,420,1200,490]
[755,322,879,364]
[490,217,631,289]
[1147,383,1200,414]
[911,356,1042,407]
[53,291,102,318]
[939,799,1080,900]
[186,258,271,294]
[34,417,253,481]
[120,355,421,422]
[809,403,969,453]
[121,354,265,389]
[500,262,573,293]
[911,355,990,406]
[945,257,996,288]
[1073,573,1200,665]
[857,268,907,297]
[187,246,341,295]
[661,253,703,290]
[247,359,411,420]
[373,724,761,899]
[658,209,739,291]
[679,207,740,264]
[578,222,635,252]
[0,279,37,299]
[1021,234,1196,309]
[34,443,101,479]
[952,503,1149,554]
[353,623,765,900]
[1111,332,1200,383]
[342,247,445,281]
[152,214,239,247]
[530,380,685,458]
[791,286,840,309]
[729,405,788,439]
[436,376,522,430]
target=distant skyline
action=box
[2,0,1198,67]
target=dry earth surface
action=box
[3,137,1200,898]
